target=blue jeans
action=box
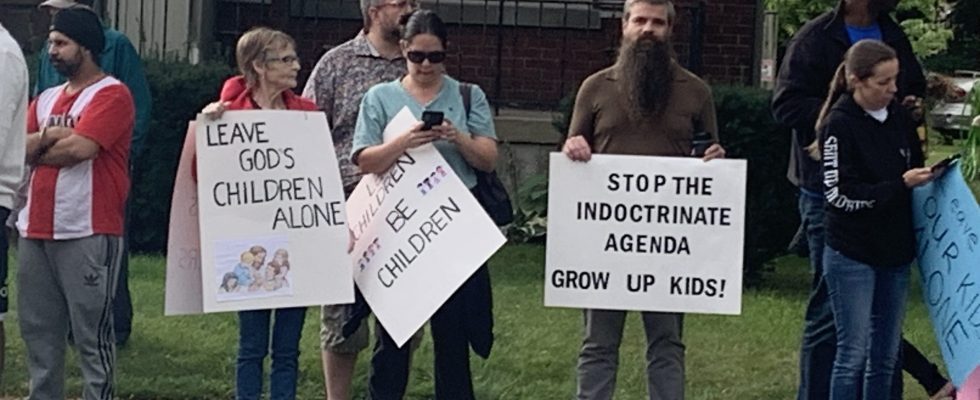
[824,246,909,400]
[236,307,307,400]
[796,191,837,400]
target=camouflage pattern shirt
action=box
[302,33,407,192]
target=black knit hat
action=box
[50,7,105,55]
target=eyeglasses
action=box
[266,55,300,65]
[380,0,418,9]
[406,51,446,64]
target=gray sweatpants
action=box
[18,235,123,400]
[576,309,685,400]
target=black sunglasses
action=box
[406,51,446,64]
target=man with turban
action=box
[17,7,134,399]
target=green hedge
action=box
[712,86,799,282]
[922,38,980,73]
[130,60,233,253]
[534,84,799,282]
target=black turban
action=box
[50,7,105,55]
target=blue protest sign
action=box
[912,162,980,387]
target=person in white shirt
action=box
[0,21,28,381]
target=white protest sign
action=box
[546,153,746,314]
[195,110,353,313]
[347,107,506,347]
[164,122,203,315]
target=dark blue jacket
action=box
[772,0,926,192]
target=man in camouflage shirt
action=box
[300,0,415,397]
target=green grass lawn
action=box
[0,244,946,399]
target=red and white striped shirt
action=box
[18,76,134,240]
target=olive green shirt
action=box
[568,63,718,157]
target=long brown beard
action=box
[617,37,674,121]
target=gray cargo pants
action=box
[576,309,685,400]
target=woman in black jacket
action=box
[815,39,934,400]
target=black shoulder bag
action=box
[459,83,514,226]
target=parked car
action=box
[927,70,978,143]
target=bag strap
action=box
[459,82,497,178]
[459,82,472,118]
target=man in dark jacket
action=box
[771,0,925,399]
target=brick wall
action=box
[219,0,759,107]
[699,0,757,83]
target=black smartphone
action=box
[421,111,444,131]
[930,153,961,172]
[691,131,714,157]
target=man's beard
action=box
[51,52,82,78]
[617,36,674,120]
[383,21,401,44]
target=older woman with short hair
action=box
[200,27,318,400]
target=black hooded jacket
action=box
[819,94,923,267]
[772,0,926,192]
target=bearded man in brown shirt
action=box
[562,0,725,398]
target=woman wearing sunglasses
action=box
[351,9,498,400]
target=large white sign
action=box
[194,110,353,313]
[546,153,746,315]
[165,122,203,315]
[347,108,506,347]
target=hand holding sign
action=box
[201,101,231,120]
[562,136,592,162]
[700,143,726,161]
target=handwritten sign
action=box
[194,110,353,312]
[164,122,203,315]
[912,162,980,387]
[545,153,746,314]
[346,107,506,347]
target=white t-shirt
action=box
[0,24,28,212]
[866,107,889,123]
